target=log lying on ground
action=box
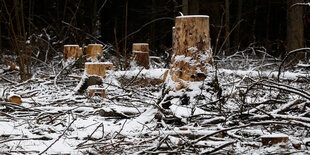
[63,45,83,62]
[170,15,214,90]
[261,134,289,146]
[85,44,103,61]
[132,43,150,69]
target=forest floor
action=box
[0,50,310,154]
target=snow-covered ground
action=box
[0,56,310,154]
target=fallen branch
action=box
[201,141,236,154]
[191,121,293,144]
[277,48,310,81]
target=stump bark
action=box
[85,44,103,61]
[85,62,113,78]
[170,15,213,88]
[132,43,150,69]
[89,88,106,98]
[63,45,83,62]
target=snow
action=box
[85,62,113,65]
[64,45,79,47]
[176,15,209,18]
[88,44,103,47]
[261,133,288,138]
[132,43,149,45]
[132,50,149,53]
[1,53,310,154]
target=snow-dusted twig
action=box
[0,137,52,144]
[277,48,310,81]
[191,121,292,144]
[39,116,77,155]
[201,141,236,154]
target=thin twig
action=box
[39,116,77,155]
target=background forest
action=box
[1,0,310,75]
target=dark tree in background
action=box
[287,0,305,62]
[0,0,310,76]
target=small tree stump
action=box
[170,15,213,87]
[132,43,150,69]
[89,88,106,98]
[9,95,22,104]
[85,44,103,61]
[85,62,113,78]
[261,134,289,146]
[63,45,83,62]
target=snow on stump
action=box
[132,43,150,69]
[63,45,83,62]
[89,88,106,98]
[9,95,22,104]
[169,15,214,90]
[261,134,289,146]
[85,62,113,78]
[85,44,103,61]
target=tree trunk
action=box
[63,45,83,62]
[234,0,242,49]
[170,15,213,90]
[0,23,1,49]
[189,0,199,15]
[225,0,230,55]
[287,0,304,62]
[132,43,150,69]
[182,0,189,15]
[85,44,103,61]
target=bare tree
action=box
[287,0,305,63]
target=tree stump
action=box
[85,44,103,61]
[170,15,213,89]
[89,88,106,98]
[261,134,289,146]
[171,15,213,80]
[63,45,83,62]
[85,62,113,78]
[132,43,150,69]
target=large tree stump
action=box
[63,45,83,62]
[170,15,213,88]
[132,43,150,69]
[85,44,103,61]
[85,62,113,78]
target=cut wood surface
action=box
[170,15,213,85]
[85,44,103,61]
[9,95,22,104]
[63,45,83,62]
[132,43,150,69]
[85,62,113,78]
